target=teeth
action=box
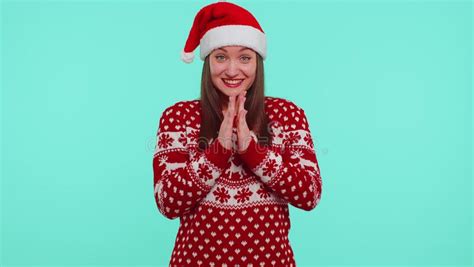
[223,79,243,85]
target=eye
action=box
[215,55,226,61]
[241,56,251,62]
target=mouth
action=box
[222,78,244,88]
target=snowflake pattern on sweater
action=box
[153,96,323,267]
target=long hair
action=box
[197,53,272,151]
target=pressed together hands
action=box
[217,90,252,153]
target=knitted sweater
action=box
[153,96,323,267]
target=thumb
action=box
[240,110,247,118]
[240,110,247,124]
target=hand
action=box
[217,95,236,150]
[236,90,251,153]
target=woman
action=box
[153,2,323,266]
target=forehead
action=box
[214,46,255,53]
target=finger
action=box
[239,109,247,126]
[237,95,242,114]
[239,94,245,114]
[228,95,236,117]
[223,97,233,127]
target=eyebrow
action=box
[217,47,252,53]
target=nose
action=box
[225,60,239,77]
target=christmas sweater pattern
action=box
[153,96,323,267]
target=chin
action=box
[219,86,246,96]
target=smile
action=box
[222,79,244,88]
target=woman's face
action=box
[209,46,257,99]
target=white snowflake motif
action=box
[189,149,197,161]
[158,155,168,166]
[291,148,318,170]
[290,149,305,167]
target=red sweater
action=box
[153,96,323,267]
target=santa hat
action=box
[181,1,266,63]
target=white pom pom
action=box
[181,50,194,63]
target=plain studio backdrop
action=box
[1,0,472,266]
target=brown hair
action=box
[197,53,272,151]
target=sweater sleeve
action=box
[153,102,233,219]
[238,104,322,211]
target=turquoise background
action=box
[1,0,472,266]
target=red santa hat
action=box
[181,0,267,63]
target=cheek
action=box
[210,64,223,83]
[210,63,225,77]
[211,74,222,89]
[243,65,257,80]
[244,60,256,73]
